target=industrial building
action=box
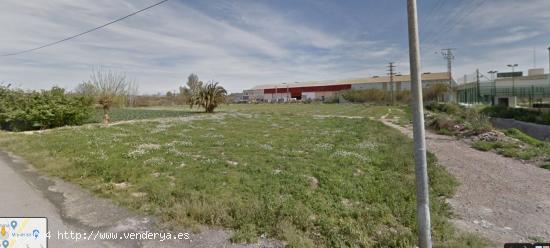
[241,72,453,102]
[455,68,550,106]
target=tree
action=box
[195,82,227,113]
[84,69,132,125]
[182,73,203,108]
[179,74,226,112]
[424,83,449,102]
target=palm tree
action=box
[196,82,227,113]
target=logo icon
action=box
[0,226,5,238]
[10,221,17,230]
[32,229,40,239]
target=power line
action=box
[427,0,488,46]
[421,1,469,46]
[419,0,445,32]
[1,0,170,57]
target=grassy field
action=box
[86,107,196,123]
[0,104,487,247]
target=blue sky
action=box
[1,0,550,93]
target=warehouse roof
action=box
[252,72,451,90]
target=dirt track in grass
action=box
[380,117,550,246]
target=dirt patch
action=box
[380,118,550,246]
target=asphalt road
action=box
[0,152,116,247]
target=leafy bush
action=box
[0,85,93,131]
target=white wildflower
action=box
[357,141,377,150]
[143,157,165,166]
[260,144,273,150]
[315,143,334,150]
[331,150,370,162]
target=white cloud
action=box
[473,31,542,46]
[0,0,397,93]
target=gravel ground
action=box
[381,118,550,246]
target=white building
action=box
[243,72,453,102]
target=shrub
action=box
[463,109,492,134]
[395,91,411,103]
[424,83,449,102]
[427,113,458,132]
[0,86,93,131]
[425,102,462,115]
[341,89,411,104]
[341,89,387,103]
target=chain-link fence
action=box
[455,78,550,105]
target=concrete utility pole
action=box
[388,62,397,105]
[440,48,454,87]
[407,0,432,247]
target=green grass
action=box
[0,104,487,247]
[87,107,197,123]
[504,128,543,147]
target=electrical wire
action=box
[1,0,170,57]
